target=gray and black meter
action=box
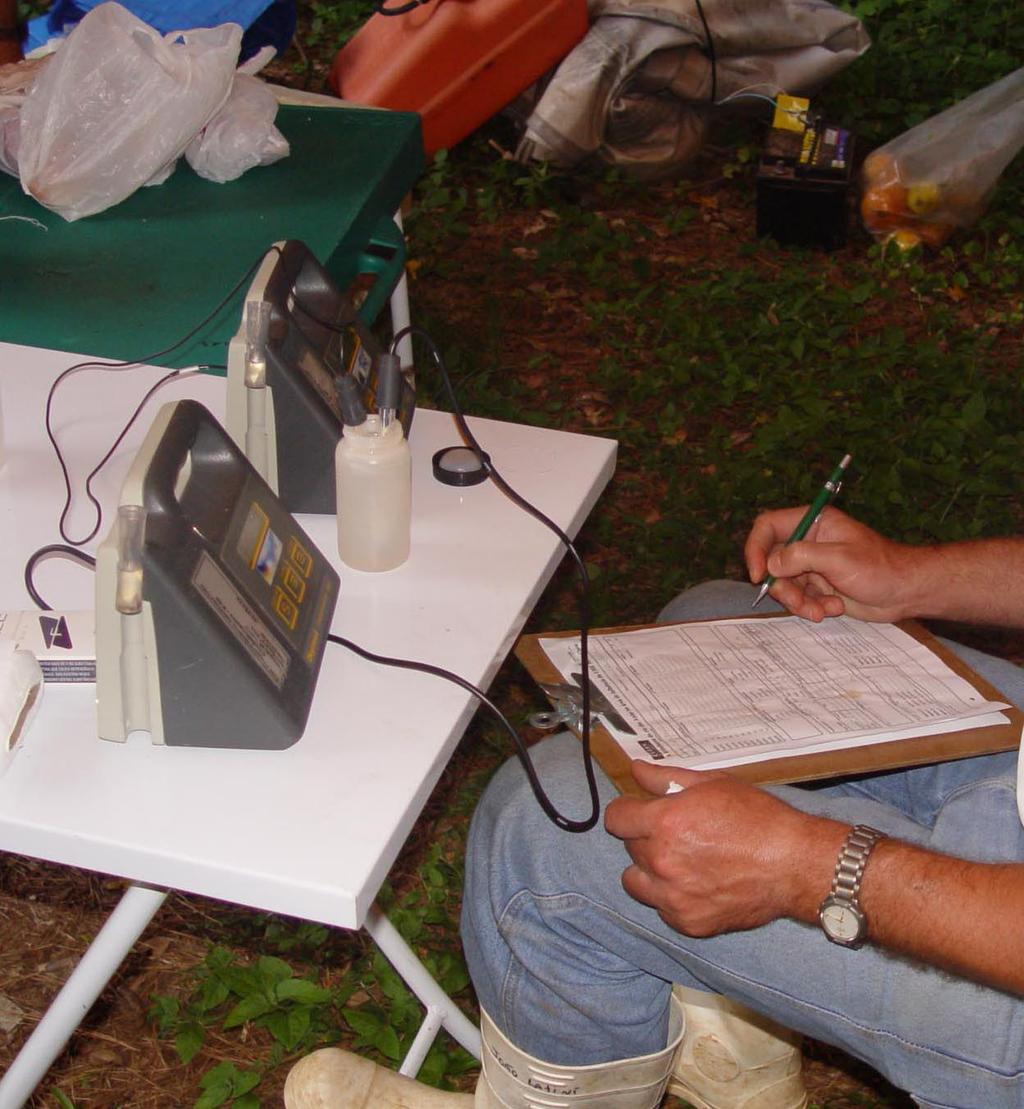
[225,239,415,514]
[96,400,339,750]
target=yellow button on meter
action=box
[273,589,300,630]
[281,563,306,603]
[288,538,313,577]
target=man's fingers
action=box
[744,506,812,581]
[604,795,655,840]
[766,577,829,622]
[620,863,660,909]
[768,538,843,582]
[630,761,707,795]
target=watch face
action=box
[820,897,865,945]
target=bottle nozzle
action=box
[375,353,402,429]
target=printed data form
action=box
[540,617,1009,770]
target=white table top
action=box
[0,344,616,929]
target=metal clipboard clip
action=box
[529,676,637,735]
[529,681,593,731]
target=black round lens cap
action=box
[432,446,490,487]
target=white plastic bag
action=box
[0,57,48,179]
[18,1,242,220]
[185,72,289,184]
[0,106,18,177]
[860,66,1024,249]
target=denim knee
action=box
[657,579,781,623]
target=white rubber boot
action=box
[283,1046,475,1107]
[667,986,808,1109]
[474,993,685,1108]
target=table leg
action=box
[363,902,481,1077]
[389,209,415,381]
[0,883,167,1109]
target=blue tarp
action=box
[25,0,296,60]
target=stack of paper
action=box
[540,616,1011,771]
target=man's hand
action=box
[604,761,844,936]
[744,506,921,622]
[608,765,1024,994]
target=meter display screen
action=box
[253,527,283,585]
[238,503,283,583]
[224,489,333,667]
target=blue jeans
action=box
[462,582,1024,1108]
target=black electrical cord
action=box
[44,244,281,547]
[290,292,602,830]
[386,324,601,833]
[373,0,431,15]
[51,367,203,548]
[327,632,596,832]
[29,246,279,613]
[693,0,717,106]
[25,545,97,611]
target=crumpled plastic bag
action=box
[860,66,1024,250]
[185,69,289,184]
[0,106,18,177]
[0,57,45,175]
[17,1,242,220]
[515,0,869,180]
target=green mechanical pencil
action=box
[752,453,852,609]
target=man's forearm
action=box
[788,818,1024,996]
[858,839,1024,995]
[904,537,1024,628]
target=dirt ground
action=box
[0,804,916,1109]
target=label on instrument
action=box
[192,552,289,689]
[0,610,96,682]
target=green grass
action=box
[408,150,1023,625]
[133,3,1024,1106]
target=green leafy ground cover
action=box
[3,1,1022,1106]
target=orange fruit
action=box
[916,221,955,249]
[864,182,908,213]
[862,150,896,185]
[860,183,909,232]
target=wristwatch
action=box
[818,824,885,948]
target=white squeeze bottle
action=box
[334,374,411,572]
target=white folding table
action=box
[0,343,617,1107]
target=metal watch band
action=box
[829,824,885,905]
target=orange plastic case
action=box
[329,0,588,156]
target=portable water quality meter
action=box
[96,400,339,750]
[225,239,415,514]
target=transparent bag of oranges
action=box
[860,66,1024,251]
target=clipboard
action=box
[515,616,1024,797]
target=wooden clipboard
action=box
[515,616,1023,797]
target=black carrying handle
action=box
[141,400,246,520]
